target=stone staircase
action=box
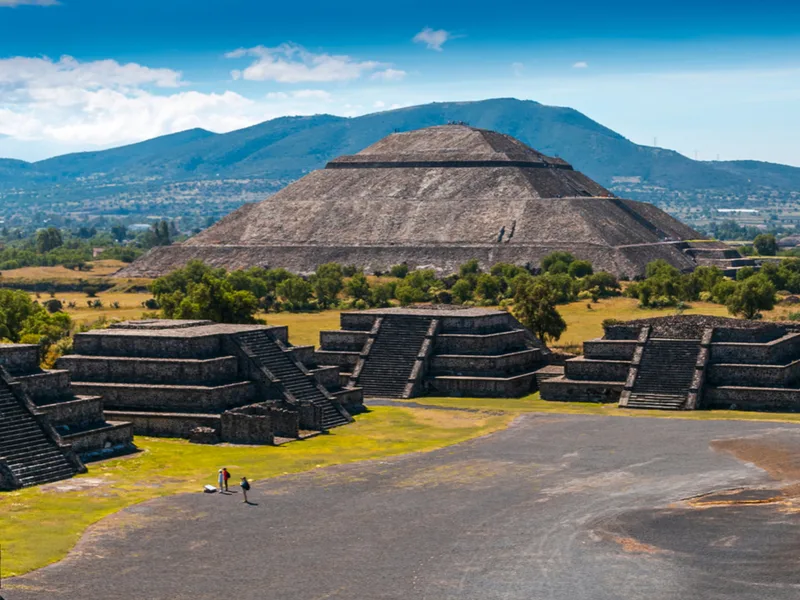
[0,381,78,488]
[235,330,349,429]
[627,339,702,410]
[356,315,433,398]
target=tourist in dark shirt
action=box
[240,476,251,503]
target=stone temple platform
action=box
[316,306,549,398]
[0,344,133,490]
[540,315,800,412]
[57,320,363,444]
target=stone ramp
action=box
[625,338,702,410]
[356,315,433,398]
[0,375,78,489]
[234,330,350,430]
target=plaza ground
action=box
[6,412,800,599]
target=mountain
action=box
[1,98,798,224]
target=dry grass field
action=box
[1,260,127,282]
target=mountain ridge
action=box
[1,98,798,202]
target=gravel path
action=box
[8,414,800,599]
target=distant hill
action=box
[1,98,798,216]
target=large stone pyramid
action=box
[120,125,716,278]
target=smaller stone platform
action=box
[0,344,134,462]
[58,319,363,444]
[316,306,549,399]
[540,315,800,412]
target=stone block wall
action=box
[428,373,536,397]
[57,355,239,385]
[64,423,135,455]
[105,411,221,437]
[703,386,800,412]
[39,396,105,429]
[73,381,257,413]
[431,349,540,376]
[707,361,800,387]
[73,332,223,359]
[319,330,369,351]
[540,378,624,403]
[563,358,630,382]
[221,404,300,444]
[0,344,39,375]
[710,334,800,365]
[435,330,527,355]
[16,371,72,404]
[582,340,637,361]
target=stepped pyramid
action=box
[120,125,733,279]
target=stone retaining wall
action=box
[63,423,135,456]
[582,340,637,360]
[319,330,369,351]
[710,334,800,365]
[564,358,630,382]
[39,397,105,429]
[73,381,257,413]
[703,386,800,412]
[707,361,800,387]
[427,373,535,397]
[431,349,540,376]
[434,330,526,355]
[16,370,72,403]
[539,378,623,403]
[57,355,239,385]
[105,410,221,437]
[0,344,39,375]
[73,332,223,359]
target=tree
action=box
[111,224,129,243]
[276,276,313,311]
[568,260,593,279]
[541,251,575,274]
[345,272,370,302]
[451,279,474,304]
[753,233,778,256]
[0,289,71,348]
[513,280,567,344]
[726,276,775,319]
[311,265,344,309]
[389,263,409,278]
[475,273,501,303]
[459,259,481,277]
[36,227,63,253]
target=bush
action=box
[601,318,622,330]
[43,299,63,313]
[389,263,409,278]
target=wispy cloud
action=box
[573,61,589,69]
[226,43,387,83]
[371,68,406,81]
[412,27,452,51]
[0,0,58,6]
[512,62,525,77]
[267,89,332,101]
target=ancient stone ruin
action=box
[118,125,747,279]
[0,343,133,490]
[541,315,800,412]
[57,320,363,444]
[316,307,548,398]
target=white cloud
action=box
[0,0,58,6]
[373,100,385,108]
[266,89,332,101]
[573,61,589,69]
[371,68,406,81]
[512,62,525,77]
[0,54,328,149]
[226,42,384,83]
[412,28,452,51]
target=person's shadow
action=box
[243,500,259,506]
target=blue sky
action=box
[1,0,799,165]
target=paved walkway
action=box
[8,414,800,599]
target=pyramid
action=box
[119,125,721,278]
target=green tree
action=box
[36,227,63,253]
[276,276,313,311]
[345,272,370,302]
[753,233,778,256]
[725,275,776,319]
[541,251,575,274]
[513,280,567,344]
[567,260,593,279]
[389,263,409,278]
[475,273,501,303]
[451,279,474,304]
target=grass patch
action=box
[0,406,509,578]
[402,393,800,425]
[35,290,154,325]
[265,310,344,347]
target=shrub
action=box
[389,263,409,278]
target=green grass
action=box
[403,392,800,425]
[0,406,509,578]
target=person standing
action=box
[240,476,251,503]
[222,467,231,492]
[217,469,224,493]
